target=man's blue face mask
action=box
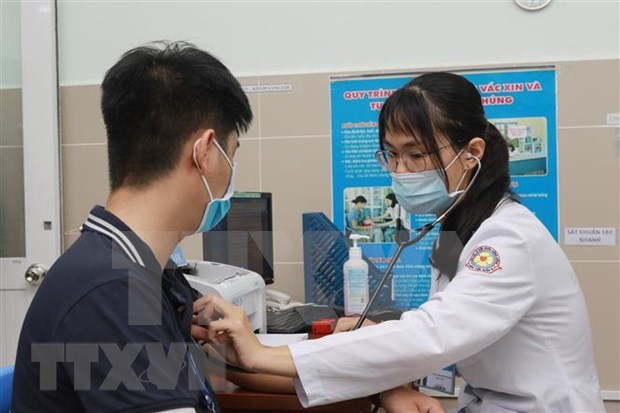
[192,138,236,233]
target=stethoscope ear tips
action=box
[464,154,480,170]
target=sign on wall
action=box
[330,67,558,309]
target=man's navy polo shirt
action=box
[13,206,219,413]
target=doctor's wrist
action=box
[252,345,298,378]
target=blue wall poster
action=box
[330,68,558,310]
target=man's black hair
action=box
[101,40,253,190]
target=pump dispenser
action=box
[344,234,370,316]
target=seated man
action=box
[12,41,252,413]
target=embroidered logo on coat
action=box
[466,246,502,274]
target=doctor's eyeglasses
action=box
[375,144,452,173]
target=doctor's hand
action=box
[381,386,445,413]
[333,316,376,333]
[192,294,299,378]
[192,294,264,371]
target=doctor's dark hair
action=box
[101,41,252,190]
[378,72,517,280]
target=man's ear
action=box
[192,129,216,173]
[464,137,485,169]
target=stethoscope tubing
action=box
[352,157,481,330]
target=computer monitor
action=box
[202,192,274,285]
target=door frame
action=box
[0,0,61,289]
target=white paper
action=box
[564,227,617,246]
[256,333,308,347]
[419,365,456,395]
[606,113,620,126]
[242,84,293,94]
[507,125,528,139]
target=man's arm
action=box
[201,342,295,394]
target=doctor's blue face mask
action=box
[193,138,236,233]
[391,149,470,215]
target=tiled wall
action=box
[554,60,620,400]
[58,59,619,397]
[0,87,25,258]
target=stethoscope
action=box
[353,154,481,330]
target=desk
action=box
[215,380,373,413]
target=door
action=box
[0,0,61,365]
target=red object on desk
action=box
[311,319,336,334]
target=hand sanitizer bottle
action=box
[344,234,370,316]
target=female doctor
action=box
[193,72,604,413]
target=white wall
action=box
[57,0,619,85]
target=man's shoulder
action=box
[22,232,149,338]
[44,235,134,295]
[49,229,149,287]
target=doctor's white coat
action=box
[288,200,604,412]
